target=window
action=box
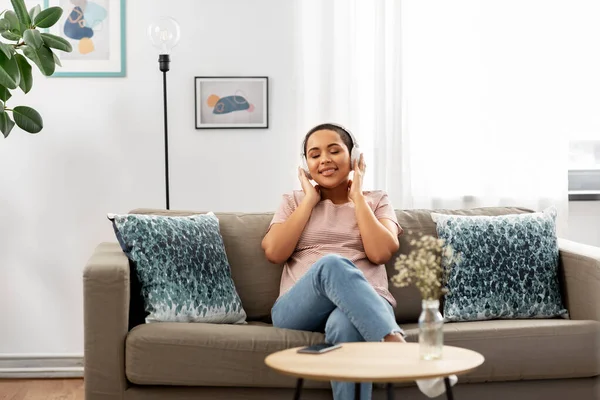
[568,140,600,201]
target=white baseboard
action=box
[0,354,84,378]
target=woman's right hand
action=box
[298,167,321,208]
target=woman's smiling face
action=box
[304,129,352,188]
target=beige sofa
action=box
[83,207,600,400]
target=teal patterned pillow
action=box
[109,212,247,324]
[431,208,568,322]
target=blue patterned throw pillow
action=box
[431,208,568,322]
[109,212,247,324]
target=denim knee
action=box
[325,309,364,344]
[315,254,360,275]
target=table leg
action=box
[355,382,361,400]
[293,378,303,400]
[444,377,454,400]
[386,383,394,400]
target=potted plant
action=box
[391,233,460,360]
[0,0,72,138]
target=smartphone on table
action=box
[297,343,343,354]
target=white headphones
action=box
[301,123,362,180]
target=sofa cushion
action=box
[125,321,329,388]
[431,208,568,322]
[387,207,535,323]
[129,209,281,322]
[125,319,599,387]
[402,319,600,381]
[110,212,246,324]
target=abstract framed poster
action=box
[195,76,269,129]
[44,0,126,77]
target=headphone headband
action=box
[302,123,359,156]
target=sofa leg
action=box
[294,378,304,400]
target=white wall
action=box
[569,202,600,246]
[0,0,598,357]
[0,0,298,355]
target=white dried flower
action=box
[392,232,460,301]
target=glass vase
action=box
[418,299,444,360]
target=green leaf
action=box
[0,111,15,137]
[0,42,12,59]
[13,106,42,133]
[22,44,54,76]
[23,29,43,49]
[0,85,13,102]
[15,54,31,93]
[40,33,72,52]
[0,51,20,89]
[11,0,31,27]
[0,19,10,33]
[33,7,62,29]
[1,30,21,41]
[29,5,41,22]
[4,11,20,32]
[52,52,61,66]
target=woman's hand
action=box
[298,167,321,208]
[348,153,366,203]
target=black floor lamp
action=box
[148,17,181,210]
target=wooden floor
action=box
[0,379,84,400]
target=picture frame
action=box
[44,0,126,77]
[194,76,269,129]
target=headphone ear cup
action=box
[301,157,313,180]
[350,147,362,170]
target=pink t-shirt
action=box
[269,190,403,307]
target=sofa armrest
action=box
[84,242,130,400]
[558,239,600,322]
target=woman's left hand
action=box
[348,153,366,203]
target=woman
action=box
[261,123,405,400]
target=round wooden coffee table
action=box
[265,342,484,400]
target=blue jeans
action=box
[271,254,404,400]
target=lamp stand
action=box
[159,54,170,210]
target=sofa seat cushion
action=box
[125,321,330,388]
[401,319,600,382]
[126,319,599,388]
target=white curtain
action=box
[294,0,569,236]
[293,0,405,198]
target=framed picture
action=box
[44,0,126,77]
[195,77,268,129]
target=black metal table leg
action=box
[386,383,394,400]
[355,382,361,400]
[293,378,303,400]
[444,377,454,400]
